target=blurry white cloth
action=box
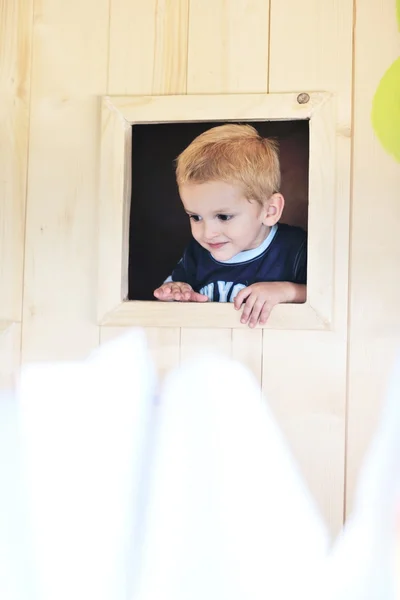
[0,329,399,600]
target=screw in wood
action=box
[297,93,310,104]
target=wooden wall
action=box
[1,0,399,534]
[346,0,400,512]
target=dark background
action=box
[128,120,309,300]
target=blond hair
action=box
[175,124,281,204]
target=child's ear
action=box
[263,193,285,226]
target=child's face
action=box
[180,181,283,261]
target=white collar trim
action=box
[216,224,278,265]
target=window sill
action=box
[99,301,329,330]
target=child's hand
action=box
[234,282,306,327]
[154,282,209,302]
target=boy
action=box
[154,124,307,328]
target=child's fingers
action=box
[234,286,252,310]
[170,283,198,302]
[248,301,265,328]
[259,304,272,325]
[179,285,193,301]
[191,292,209,302]
[154,287,170,299]
[240,294,257,324]
[155,283,201,302]
[170,283,188,301]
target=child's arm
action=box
[234,237,307,327]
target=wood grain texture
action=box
[0,0,33,385]
[100,326,180,381]
[262,330,346,535]
[269,0,352,127]
[104,0,191,356]
[21,0,109,362]
[232,329,263,384]
[187,0,269,93]
[0,323,21,390]
[97,98,132,321]
[180,328,232,363]
[102,91,321,123]
[267,0,354,534]
[270,0,352,332]
[100,300,325,329]
[0,0,33,322]
[346,0,400,514]
[108,0,189,95]
[13,0,395,538]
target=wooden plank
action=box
[267,0,353,534]
[100,300,325,329]
[0,323,21,390]
[187,0,270,93]
[108,0,189,94]
[180,328,232,363]
[106,91,320,124]
[0,1,33,385]
[97,98,132,322]
[269,0,352,329]
[0,0,33,323]
[269,0,352,330]
[100,327,180,382]
[262,330,346,535]
[21,0,109,362]
[346,0,400,513]
[105,0,191,368]
[269,0,352,125]
[232,329,263,385]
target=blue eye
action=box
[217,214,233,221]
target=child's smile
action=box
[180,180,275,261]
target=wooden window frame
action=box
[98,92,336,330]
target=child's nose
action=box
[203,220,220,239]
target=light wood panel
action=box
[108,0,189,94]
[0,0,33,322]
[267,0,354,534]
[102,91,325,123]
[269,0,352,331]
[100,327,180,381]
[0,324,21,390]
[180,328,232,363]
[346,0,400,513]
[21,0,110,362]
[0,0,33,385]
[269,0,352,126]
[232,329,263,383]
[185,0,272,386]
[99,300,325,329]
[106,0,191,358]
[187,0,270,93]
[262,330,346,534]
[97,97,132,322]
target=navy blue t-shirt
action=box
[167,223,307,302]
